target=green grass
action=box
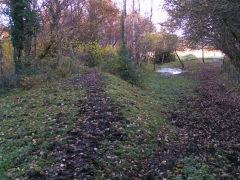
[172,157,215,180]
[98,63,198,177]
[0,60,199,179]
[158,56,222,71]
[0,73,87,179]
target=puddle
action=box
[157,68,185,75]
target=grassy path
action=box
[0,60,239,179]
[47,70,128,179]
[101,64,198,178]
[166,62,240,179]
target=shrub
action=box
[102,45,117,61]
[18,56,84,90]
[181,54,198,61]
[222,59,240,85]
[20,76,42,90]
[155,52,177,64]
[54,67,69,78]
[168,53,177,61]
[104,47,145,86]
[82,41,103,67]
[77,42,117,67]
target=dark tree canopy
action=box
[164,0,240,68]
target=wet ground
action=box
[157,68,186,75]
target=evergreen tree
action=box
[9,0,25,76]
[8,0,40,78]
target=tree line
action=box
[0,0,179,89]
[164,0,240,68]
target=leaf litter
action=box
[144,62,240,179]
[45,70,129,179]
[28,63,240,179]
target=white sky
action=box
[113,0,169,31]
[0,0,170,32]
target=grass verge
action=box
[0,73,87,179]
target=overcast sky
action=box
[0,0,169,31]
[112,0,169,31]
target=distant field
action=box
[177,49,224,59]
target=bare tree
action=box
[132,0,136,60]
[39,0,70,60]
[122,0,127,47]
[0,28,5,90]
[33,0,38,63]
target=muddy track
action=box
[145,62,240,179]
[28,65,240,179]
[45,70,128,179]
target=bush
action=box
[17,56,84,90]
[167,53,177,62]
[155,52,176,64]
[20,76,42,90]
[181,54,198,61]
[77,41,103,67]
[222,59,240,85]
[104,47,145,86]
[85,42,102,67]
[77,42,117,67]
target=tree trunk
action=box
[57,40,63,65]
[122,0,127,47]
[33,34,37,62]
[148,0,153,67]
[14,47,22,86]
[24,35,32,61]
[136,0,141,65]
[0,42,4,90]
[162,53,165,64]
[33,0,38,63]
[132,0,136,61]
[202,45,205,63]
[70,43,75,59]
[154,57,156,71]
[175,50,184,68]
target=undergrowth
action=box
[103,47,145,86]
